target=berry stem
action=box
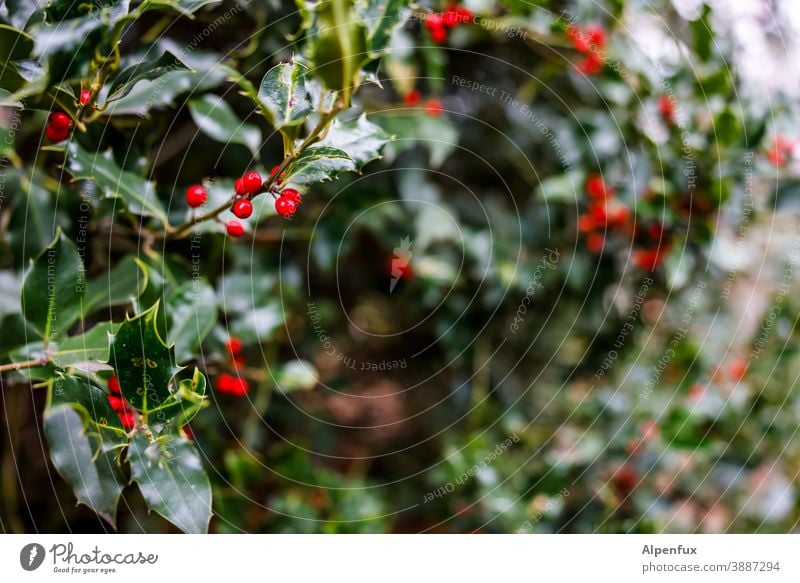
[166,102,344,239]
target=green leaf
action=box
[0,24,34,62]
[7,173,58,267]
[107,51,190,102]
[257,61,314,128]
[128,434,212,534]
[188,93,262,155]
[689,3,714,62]
[141,0,222,17]
[534,171,584,203]
[148,367,207,429]
[318,114,391,167]
[355,0,406,56]
[104,63,234,117]
[21,231,85,341]
[65,143,168,227]
[48,373,128,439]
[30,15,103,82]
[5,0,47,30]
[85,256,148,313]
[108,301,182,413]
[44,405,125,527]
[165,279,218,364]
[310,0,368,105]
[51,322,119,368]
[285,146,355,184]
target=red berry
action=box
[108,396,126,412]
[215,373,249,396]
[280,188,302,203]
[729,359,748,381]
[404,89,421,106]
[108,375,121,395]
[226,336,243,355]
[566,25,589,52]
[275,196,298,218]
[577,214,595,233]
[586,232,604,253]
[226,220,245,237]
[577,53,604,75]
[185,184,207,208]
[633,248,666,271]
[442,7,460,28]
[118,411,136,430]
[232,198,253,219]
[585,24,606,48]
[269,165,285,183]
[586,174,610,200]
[641,419,660,439]
[48,112,72,130]
[45,125,70,142]
[424,98,443,117]
[590,202,607,225]
[234,177,247,195]
[607,205,630,227]
[612,464,638,495]
[430,24,447,44]
[658,95,675,122]
[242,171,262,194]
[80,90,92,105]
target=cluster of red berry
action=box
[566,23,606,75]
[184,166,303,238]
[578,174,672,271]
[215,337,250,397]
[403,90,444,117]
[578,174,631,253]
[767,135,796,166]
[107,374,135,430]
[44,90,91,142]
[425,4,473,44]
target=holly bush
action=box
[1,0,798,533]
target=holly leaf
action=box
[285,146,355,184]
[108,301,182,413]
[310,0,368,105]
[147,367,207,429]
[48,373,128,439]
[0,24,34,62]
[21,231,85,341]
[257,61,314,128]
[65,142,168,227]
[188,93,262,155]
[355,0,406,56]
[140,0,222,18]
[44,405,125,527]
[52,322,119,368]
[318,114,391,167]
[165,279,218,364]
[106,51,190,102]
[13,322,118,371]
[85,256,148,314]
[128,433,212,534]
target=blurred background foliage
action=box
[1,0,800,533]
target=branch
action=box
[166,103,344,240]
[0,358,49,374]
